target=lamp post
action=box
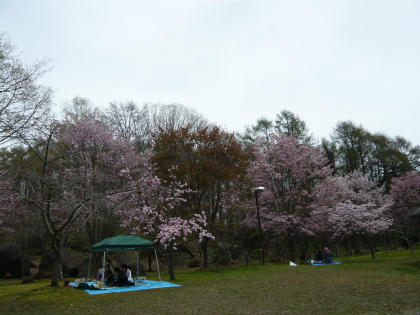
[254,186,265,266]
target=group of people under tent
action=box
[97,263,134,287]
[306,247,334,264]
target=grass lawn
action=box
[1,249,420,314]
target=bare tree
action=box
[0,33,51,145]
[148,103,207,133]
[62,96,101,121]
[105,101,151,150]
[105,102,207,151]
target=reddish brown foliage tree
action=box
[152,125,249,267]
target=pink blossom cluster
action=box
[391,171,420,213]
[8,118,144,234]
[155,214,214,250]
[313,171,393,238]
[54,118,140,211]
[244,134,333,236]
[118,155,214,250]
[58,118,140,178]
[245,134,393,240]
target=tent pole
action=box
[136,251,139,279]
[87,253,92,279]
[154,248,161,282]
[101,250,106,282]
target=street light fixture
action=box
[253,186,265,265]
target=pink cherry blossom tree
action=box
[309,175,347,235]
[0,167,17,232]
[245,134,334,260]
[391,171,420,255]
[118,161,214,280]
[313,171,393,259]
[391,171,420,212]
[0,167,43,282]
[15,118,139,286]
[57,117,140,246]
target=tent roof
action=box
[91,235,154,251]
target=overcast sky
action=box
[1,0,419,143]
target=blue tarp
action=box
[70,280,182,295]
[312,261,342,266]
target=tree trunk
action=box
[391,237,398,250]
[405,238,415,257]
[345,240,351,256]
[86,221,103,273]
[168,247,175,280]
[21,251,26,283]
[148,256,153,272]
[402,227,415,257]
[384,236,389,253]
[288,237,295,262]
[201,239,209,268]
[245,242,250,267]
[21,238,31,283]
[351,237,362,255]
[51,240,62,287]
[365,237,375,260]
[370,245,376,260]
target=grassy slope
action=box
[1,249,420,315]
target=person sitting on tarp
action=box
[104,264,115,286]
[96,267,104,281]
[323,247,333,263]
[104,264,113,278]
[313,249,323,263]
[121,264,133,283]
[114,267,132,286]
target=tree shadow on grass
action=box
[393,260,420,275]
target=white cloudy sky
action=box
[1,0,420,143]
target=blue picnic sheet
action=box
[70,280,182,295]
[312,261,341,266]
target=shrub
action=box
[188,257,201,268]
[214,255,230,266]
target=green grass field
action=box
[1,249,420,314]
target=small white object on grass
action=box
[289,261,297,267]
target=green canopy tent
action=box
[89,235,161,282]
